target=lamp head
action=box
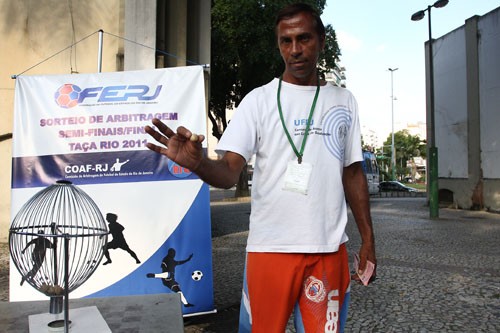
[433,0,449,8]
[411,10,425,21]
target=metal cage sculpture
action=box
[9,180,108,329]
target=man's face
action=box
[277,12,325,86]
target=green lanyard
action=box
[277,76,320,164]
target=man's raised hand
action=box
[144,118,205,172]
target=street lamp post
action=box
[411,0,449,219]
[388,68,398,181]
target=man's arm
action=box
[145,118,246,189]
[343,161,376,278]
[192,151,247,189]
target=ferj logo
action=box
[54,84,82,108]
[54,83,163,108]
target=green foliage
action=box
[319,24,341,76]
[210,0,340,139]
[379,130,426,181]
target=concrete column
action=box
[465,16,483,209]
[166,0,187,67]
[124,0,157,71]
[186,0,211,66]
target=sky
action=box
[321,0,499,146]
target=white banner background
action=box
[10,67,214,315]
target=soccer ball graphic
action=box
[54,84,82,108]
[191,270,203,281]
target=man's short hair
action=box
[275,2,325,38]
[106,213,118,221]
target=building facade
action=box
[0,0,211,242]
[429,7,500,211]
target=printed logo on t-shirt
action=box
[321,107,352,161]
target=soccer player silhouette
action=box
[146,248,194,307]
[102,213,140,265]
[20,230,54,286]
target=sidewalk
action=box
[188,195,500,332]
[0,242,8,302]
[209,187,250,203]
[344,198,500,332]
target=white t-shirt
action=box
[216,78,363,253]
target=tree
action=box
[210,0,341,196]
[381,130,426,181]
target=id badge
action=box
[282,161,313,195]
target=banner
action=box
[10,67,215,316]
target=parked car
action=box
[379,181,418,192]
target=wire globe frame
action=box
[9,180,108,314]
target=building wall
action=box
[433,28,468,179]
[0,0,211,242]
[478,8,500,210]
[432,7,500,211]
[0,0,123,242]
[479,9,500,179]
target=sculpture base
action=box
[28,306,110,333]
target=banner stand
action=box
[11,66,215,316]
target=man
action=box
[102,213,141,265]
[145,3,375,332]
